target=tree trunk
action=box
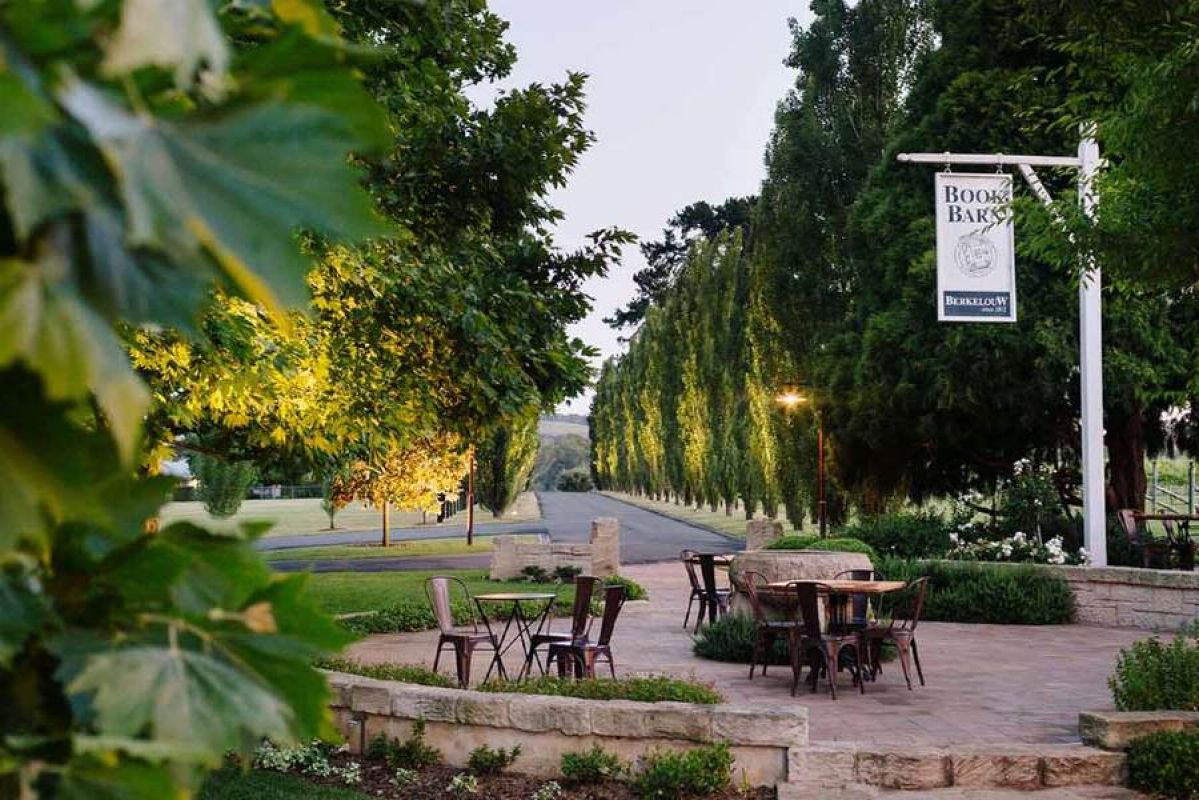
[724,501,732,516]
[1107,406,1148,511]
[380,502,391,548]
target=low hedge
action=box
[315,657,455,688]
[878,558,1074,625]
[1128,730,1199,799]
[339,575,646,635]
[838,511,954,560]
[765,536,878,560]
[691,614,789,665]
[479,675,723,704]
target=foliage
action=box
[533,434,590,490]
[329,439,470,517]
[1127,730,1199,800]
[946,530,1087,566]
[479,409,541,517]
[253,740,362,786]
[315,658,455,689]
[531,780,564,800]
[190,452,258,519]
[521,565,552,584]
[604,575,649,602]
[560,745,628,784]
[467,744,522,776]
[633,742,734,799]
[879,559,1075,625]
[765,536,878,560]
[447,772,479,797]
[553,565,584,581]
[1110,628,1199,712]
[200,767,370,800]
[366,720,441,771]
[480,675,723,705]
[692,615,789,666]
[839,512,955,560]
[320,476,339,530]
[0,0,384,794]
[557,469,595,492]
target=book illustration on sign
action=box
[955,232,997,278]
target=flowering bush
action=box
[252,740,363,786]
[947,530,1088,565]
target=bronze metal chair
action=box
[789,581,866,700]
[1117,509,1171,568]
[692,553,731,633]
[549,584,626,679]
[425,575,496,687]
[864,576,929,690]
[681,549,703,628]
[740,570,802,680]
[520,575,599,678]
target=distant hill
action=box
[538,414,589,439]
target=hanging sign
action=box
[935,172,1016,323]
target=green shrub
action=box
[480,675,722,704]
[1128,730,1199,798]
[366,720,441,770]
[521,565,552,583]
[338,601,463,635]
[315,657,455,688]
[765,536,878,560]
[467,744,521,775]
[557,470,594,492]
[878,558,1074,625]
[691,614,789,665]
[188,452,258,519]
[604,574,648,601]
[561,745,627,784]
[633,742,734,799]
[838,511,954,559]
[553,565,583,581]
[1111,630,1199,711]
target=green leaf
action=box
[58,78,385,317]
[57,755,181,800]
[69,645,294,759]
[0,570,50,667]
[0,258,148,462]
[0,71,57,138]
[101,0,229,88]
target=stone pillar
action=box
[746,517,784,550]
[489,535,518,580]
[589,518,620,577]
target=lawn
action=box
[600,491,767,538]
[262,534,540,562]
[303,569,555,615]
[160,492,540,538]
[201,767,366,800]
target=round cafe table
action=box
[473,591,557,681]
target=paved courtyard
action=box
[346,561,1148,747]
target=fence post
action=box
[1190,461,1196,514]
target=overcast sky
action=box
[471,2,809,414]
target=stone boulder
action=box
[728,549,874,619]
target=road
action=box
[266,492,742,572]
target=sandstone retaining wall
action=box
[326,671,806,787]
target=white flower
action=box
[1000,543,1013,558]
[1012,531,1027,543]
[949,532,960,545]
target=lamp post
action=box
[776,390,827,538]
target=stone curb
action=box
[787,743,1126,792]
[326,670,808,747]
[1080,709,1199,750]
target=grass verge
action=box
[200,767,368,800]
[263,535,539,563]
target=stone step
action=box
[779,784,1143,799]
[785,743,1126,793]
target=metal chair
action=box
[425,575,497,687]
[549,584,626,679]
[521,575,599,678]
[789,581,866,700]
[681,549,703,628]
[692,553,731,633]
[864,577,929,689]
[740,570,802,680]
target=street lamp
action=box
[775,389,827,538]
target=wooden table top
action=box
[1135,512,1199,522]
[764,579,908,594]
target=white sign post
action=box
[898,129,1108,567]
[934,172,1016,323]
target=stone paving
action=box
[346,561,1148,747]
